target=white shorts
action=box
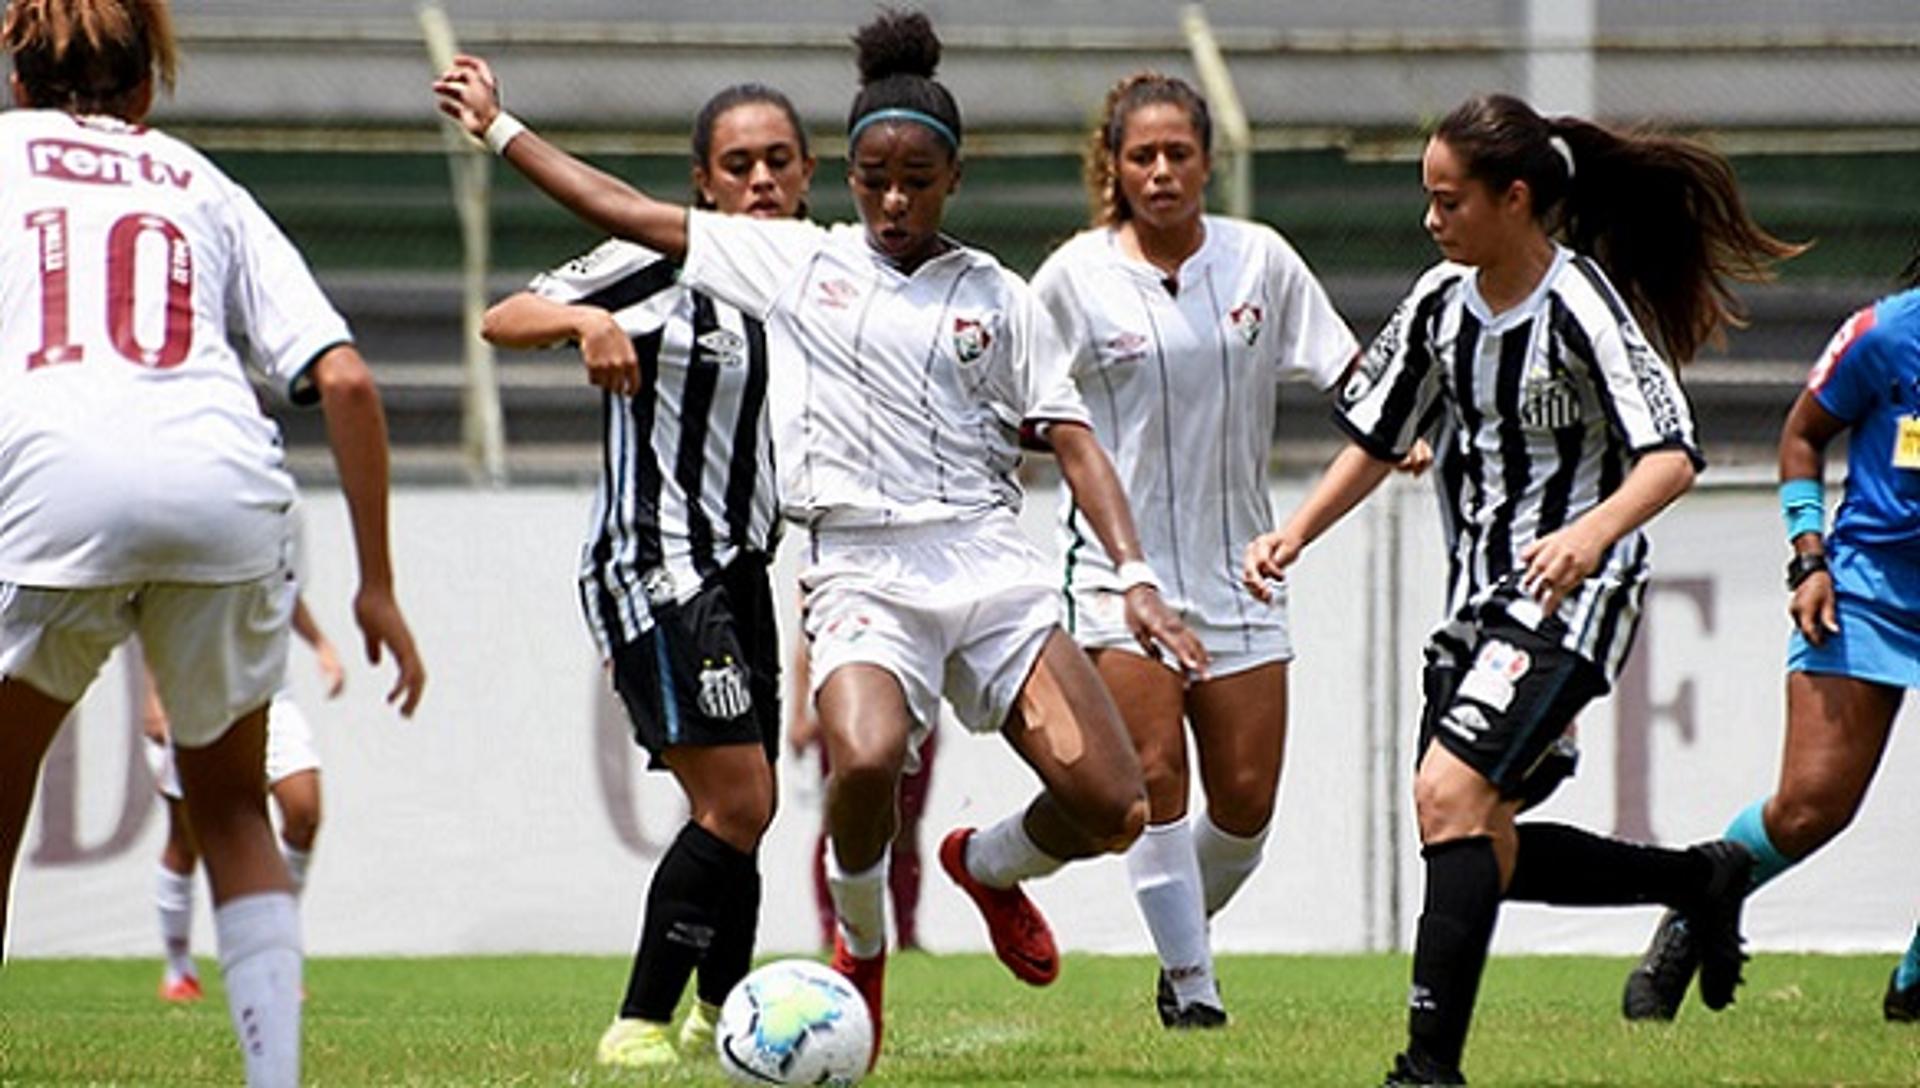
[1067,580,1293,678]
[146,690,321,800]
[802,513,1061,764]
[0,574,293,748]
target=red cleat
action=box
[158,974,203,1003]
[939,827,1059,986]
[830,931,886,1070]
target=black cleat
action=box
[1157,968,1228,1029]
[1623,909,1698,1021]
[1687,840,1754,1011]
[1382,1051,1466,1086]
[1155,968,1177,1027]
[1884,968,1920,1023]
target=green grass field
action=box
[4,952,1917,1085]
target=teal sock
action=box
[1724,798,1795,891]
[1897,926,1920,991]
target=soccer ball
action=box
[715,959,872,1086]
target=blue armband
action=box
[1779,478,1826,542]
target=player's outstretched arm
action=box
[484,292,640,397]
[1048,421,1209,679]
[310,345,426,716]
[432,54,689,261]
[1242,442,1394,602]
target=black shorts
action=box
[1416,617,1602,809]
[608,554,780,770]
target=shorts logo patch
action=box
[696,656,752,719]
[1457,638,1531,713]
[696,328,747,367]
[953,315,994,364]
[1228,302,1264,346]
[1441,703,1490,742]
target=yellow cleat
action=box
[596,1017,677,1070]
[678,999,720,1055]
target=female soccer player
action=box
[1622,253,1920,1023]
[1242,93,1801,1085]
[1031,71,1365,1028]
[436,9,1204,1067]
[146,590,345,1004]
[481,83,811,1071]
[0,1,425,1084]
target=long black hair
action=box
[1435,93,1806,363]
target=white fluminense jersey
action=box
[529,238,780,651]
[682,211,1089,529]
[1033,217,1357,636]
[0,111,348,587]
[1338,246,1703,680]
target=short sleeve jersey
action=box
[681,210,1089,529]
[1803,286,1920,552]
[1032,217,1357,628]
[0,111,349,587]
[528,238,780,651]
[1338,247,1703,679]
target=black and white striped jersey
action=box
[529,239,779,653]
[1337,246,1703,681]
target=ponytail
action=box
[1436,94,1805,363]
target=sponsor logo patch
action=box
[28,138,192,190]
[1101,330,1149,365]
[815,278,859,310]
[696,328,747,366]
[1456,638,1531,713]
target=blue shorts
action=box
[1786,541,1920,691]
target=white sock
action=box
[214,892,302,1088]
[155,864,197,983]
[279,844,312,899]
[826,852,888,960]
[1127,818,1219,1010]
[964,813,1064,889]
[1194,811,1269,917]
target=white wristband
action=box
[483,111,527,154]
[1116,559,1161,592]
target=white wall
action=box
[10,482,1916,958]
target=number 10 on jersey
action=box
[26,207,194,371]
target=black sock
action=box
[695,837,762,1008]
[1505,822,1708,908]
[621,822,737,1022]
[1407,836,1501,1074]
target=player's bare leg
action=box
[942,632,1146,987]
[156,796,205,1001]
[0,679,76,962]
[816,663,912,1066]
[175,705,301,1087]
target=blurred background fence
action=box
[35,0,1920,480]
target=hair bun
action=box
[853,9,940,86]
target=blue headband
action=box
[848,107,958,149]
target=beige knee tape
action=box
[1018,657,1086,766]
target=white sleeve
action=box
[1007,273,1091,431]
[1334,266,1457,461]
[680,210,826,319]
[1588,308,1704,466]
[1030,246,1099,383]
[1264,228,1358,390]
[224,181,352,405]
